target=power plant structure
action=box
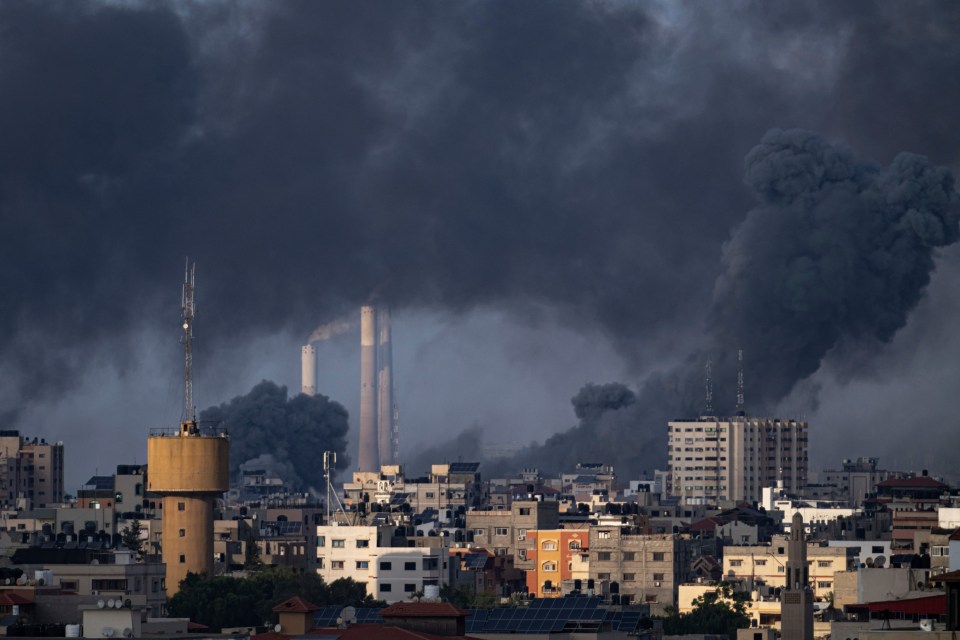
[301,344,317,395]
[299,305,398,471]
[147,261,229,593]
[358,304,397,471]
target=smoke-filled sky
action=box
[3,1,960,489]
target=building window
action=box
[542,540,558,551]
[542,562,557,572]
[425,492,435,498]
[356,561,369,570]
[179,555,185,563]
[597,552,612,561]
[653,573,665,581]
[178,529,185,537]
[495,528,508,537]
[622,552,635,561]
[818,561,832,568]
[518,529,526,541]
[755,559,767,566]
[472,528,485,536]
[569,540,581,550]
[332,539,345,548]
[331,561,344,570]
[380,584,392,592]
[177,502,185,511]
[380,561,392,571]
[518,549,527,561]
[623,573,635,581]
[316,536,326,547]
[730,560,743,567]
[872,545,885,553]
[652,552,665,562]
[404,583,417,592]
[356,539,369,548]
[423,558,439,571]
[597,572,610,580]
[404,561,416,571]
[818,581,831,589]
[597,530,611,540]
[519,508,531,516]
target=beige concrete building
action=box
[0,432,64,509]
[587,527,714,615]
[667,417,808,505]
[467,499,559,568]
[723,537,854,600]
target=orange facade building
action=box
[525,530,589,597]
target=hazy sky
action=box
[2,1,959,489]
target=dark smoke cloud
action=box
[199,381,350,490]
[2,2,960,478]
[496,131,960,477]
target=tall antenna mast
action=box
[704,361,714,416]
[182,259,196,425]
[324,451,347,523]
[736,348,745,416]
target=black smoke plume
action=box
[2,2,960,477]
[495,130,960,477]
[199,381,350,491]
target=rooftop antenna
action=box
[181,259,197,429]
[704,361,714,416]
[736,348,745,416]
[324,451,348,523]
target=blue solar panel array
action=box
[311,598,648,635]
[464,596,623,634]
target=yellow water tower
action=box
[148,421,229,593]
[147,261,230,593]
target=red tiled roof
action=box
[272,596,321,613]
[379,602,470,618]
[0,593,32,606]
[689,516,726,532]
[876,476,948,489]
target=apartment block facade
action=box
[524,529,589,597]
[0,432,65,509]
[667,417,808,505]
[315,524,447,603]
[466,499,559,569]
[588,528,713,615]
[722,538,855,599]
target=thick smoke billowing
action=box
[199,381,350,490]
[496,131,960,477]
[2,2,960,479]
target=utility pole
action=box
[182,259,197,429]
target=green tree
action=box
[167,568,383,631]
[119,519,145,561]
[658,582,750,639]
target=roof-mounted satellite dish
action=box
[97,600,105,609]
[273,624,282,632]
[114,599,123,609]
[341,606,356,624]
[107,599,116,608]
[122,629,132,638]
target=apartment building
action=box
[467,499,559,569]
[524,529,589,597]
[315,524,447,603]
[0,432,65,509]
[667,417,808,505]
[588,527,714,615]
[722,537,855,599]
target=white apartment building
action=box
[315,524,447,603]
[667,417,808,505]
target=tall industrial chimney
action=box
[358,306,379,471]
[301,344,317,396]
[377,306,394,466]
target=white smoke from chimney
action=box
[307,319,352,344]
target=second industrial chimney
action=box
[357,304,397,471]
